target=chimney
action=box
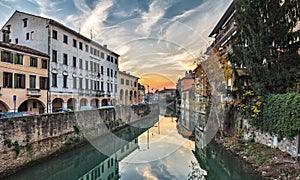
[2,27,10,43]
[104,44,107,48]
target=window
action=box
[3,72,12,88]
[85,79,89,89]
[115,84,117,93]
[101,52,104,59]
[63,75,68,88]
[32,102,37,108]
[63,54,68,65]
[14,73,25,89]
[14,54,23,65]
[79,59,83,69]
[121,78,124,85]
[79,42,83,50]
[29,75,36,89]
[52,73,57,87]
[42,59,47,69]
[1,51,13,63]
[94,62,97,72]
[134,82,137,87]
[15,38,18,44]
[85,61,88,70]
[115,71,117,78]
[52,30,57,39]
[40,77,48,90]
[111,69,113,77]
[126,80,129,86]
[26,33,29,40]
[52,50,57,62]
[90,62,93,72]
[23,18,27,27]
[30,57,38,67]
[107,68,109,76]
[101,66,103,74]
[110,56,113,63]
[30,31,34,40]
[90,80,94,90]
[63,34,68,44]
[107,55,110,61]
[73,39,77,48]
[115,58,118,65]
[79,78,83,89]
[107,82,110,92]
[85,44,88,52]
[101,82,104,91]
[73,57,76,67]
[90,47,93,54]
[73,77,77,89]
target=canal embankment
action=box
[0,103,159,178]
[216,136,300,179]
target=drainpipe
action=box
[46,20,52,113]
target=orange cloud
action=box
[139,73,176,92]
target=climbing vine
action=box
[238,93,300,139]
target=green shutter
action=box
[1,51,3,61]
[14,74,17,88]
[21,74,25,88]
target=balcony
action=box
[27,88,41,97]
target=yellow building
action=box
[118,71,139,105]
[0,41,49,114]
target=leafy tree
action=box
[230,0,300,95]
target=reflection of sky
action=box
[0,0,232,89]
[120,116,199,180]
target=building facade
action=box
[0,41,49,114]
[118,71,139,105]
[1,10,119,112]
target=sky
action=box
[0,0,232,90]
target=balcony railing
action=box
[27,88,41,97]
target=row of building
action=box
[0,10,145,114]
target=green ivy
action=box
[251,93,300,139]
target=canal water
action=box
[6,116,261,180]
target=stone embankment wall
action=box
[242,119,299,157]
[0,104,158,177]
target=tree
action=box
[230,0,300,95]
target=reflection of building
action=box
[176,71,195,132]
[137,83,145,103]
[157,88,176,102]
[116,138,138,161]
[79,153,119,180]
[0,41,49,114]
[1,10,119,112]
[118,71,139,105]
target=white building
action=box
[1,10,119,112]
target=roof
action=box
[0,41,49,58]
[208,1,235,37]
[4,10,119,57]
[158,89,176,94]
[118,71,139,79]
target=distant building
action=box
[118,71,139,105]
[176,71,195,133]
[1,10,119,112]
[0,41,49,114]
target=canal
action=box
[6,116,262,180]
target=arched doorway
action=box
[18,99,45,114]
[120,89,124,104]
[129,90,133,104]
[134,91,137,103]
[125,90,128,105]
[101,99,108,106]
[0,101,9,112]
[52,98,63,112]
[67,98,77,110]
[80,98,88,106]
[91,98,99,108]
